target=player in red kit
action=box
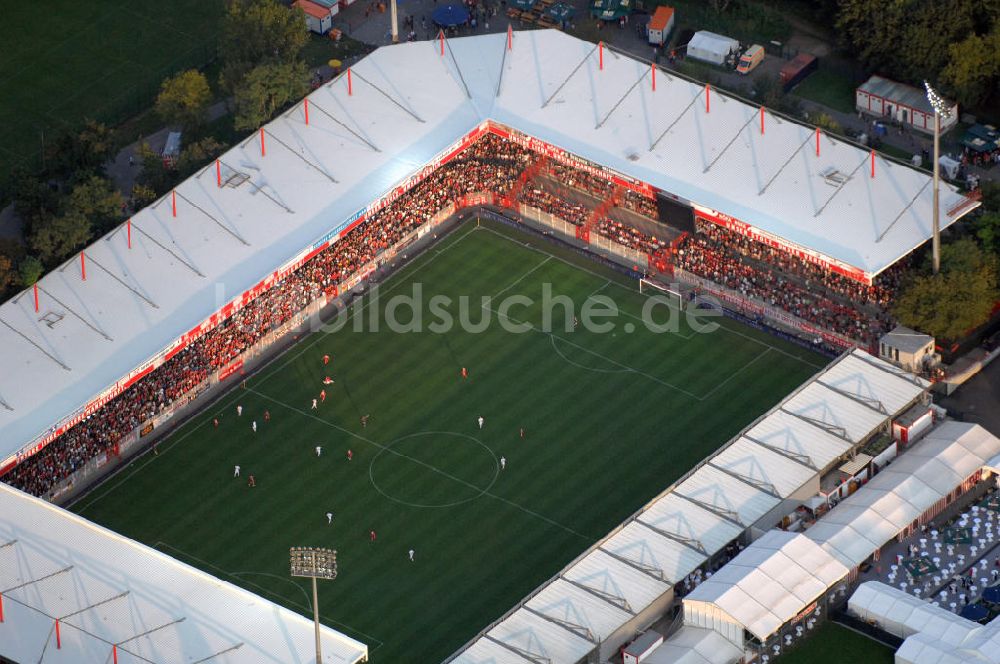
[320,389,326,403]
[347,449,353,461]
[264,410,270,422]
[247,474,256,488]
[323,354,330,365]
[213,418,219,428]
[461,367,468,379]
[369,529,376,543]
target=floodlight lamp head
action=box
[923,81,951,118]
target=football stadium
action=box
[1,29,998,664]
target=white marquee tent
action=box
[685,31,740,66]
[683,530,848,645]
[807,422,1000,569]
[0,484,368,664]
[643,626,743,664]
[0,30,971,473]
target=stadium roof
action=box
[807,422,1000,569]
[0,30,960,469]
[684,530,848,642]
[448,349,926,662]
[0,483,368,664]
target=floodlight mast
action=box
[290,547,338,664]
[924,81,951,275]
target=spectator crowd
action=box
[3,133,901,496]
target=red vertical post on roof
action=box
[651,63,656,91]
[705,84,710,113]
[55,619,61,648]
[439,30,445,56]
[304,98,309,125]
[348,68,353,95]
[871,149,876,178]
[127,218,132,249]
[216,159,222,187]
[171,189,177,217]
[760,107,765,135]
[260,128,266,157]
[33,283,39,312]
[815,127,820,156]
[80,252,86,281]
[0,592,4,622]
[599,41,604,70]
[113,645,119,664]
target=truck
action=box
[779,53,818,92]
[736,44,765,74]
[647,6,675,46]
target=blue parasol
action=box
[982,586,1000,604]
[432,4,470,27]
[960,603,989,621]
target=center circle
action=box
[368,431,499,508]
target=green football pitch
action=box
[0,0,222,179]
[74,218,826,662]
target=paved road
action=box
[939,358,1000,438]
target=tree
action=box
[941,29,1000,107]
[46,120,116,180]
[135,142,176,196]
[30,211,93,265]
[219,0,308,95]
[65,175,124,236]
[976,210,1000,256]
[233,61,309,131]
[18,256,44,286]
[131,183,158,209]
[176,137,226,180]
[809,112,843,136]
[893,237,999,340]
[10,167,60,234]
[155,70,212,130]
[0,253,13,293]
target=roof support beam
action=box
[125,222,206,278]
[759,129,813,195]
[173,190,251,246]
[878,179,931,242]
[704,110,759,173]
[495,35,510,98]
[673,491,744,527]
[190,644,244,663]
[0,318,70,371]
[2,565,72,593]
[814,149,871,217]
[116,617,186,646]
[595,65,651,129]
[69,255,158,310]
[0,539,16,549]
[58,591,129,621]
[483,635,549,664]
[744,434,817,470]
[36,281,114,340]
[561,576,634,614]
[345,70,425,123]
[302,98,380,152]
[707,461,780,498]
[440,35,472,99]
[635,517,707,555]
[649,86,705,152]
[261,128,339,184]
[849,348,927,387]
[780,408,851,442]
[522,605,596,644]
[598,547,670,583]
[542,42,600,108]
[815,379,888,415]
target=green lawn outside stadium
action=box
[75,218,826,662]
[0,0,222,180]
[780,622,895,664]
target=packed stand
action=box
[619,189,659,220]
[674,222,895,344]
[547,163,616,200]
[595,218,668,255]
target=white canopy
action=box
[807,422,1000,569]
[643,626,743,664]
[684,531,848,642]
[686,31,740,65]
[0,31,967,468]
[0,484,368,664]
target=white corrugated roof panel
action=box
[676,464,781,527]
[820,349,930,414]
[601,520,706,584]
[526,579,632,642]
[450,638,535,664]
[713,437,816,498]
[781,382,887,443]
[564,549,671,616]
[639,492,744,558]
[644,626,743,664]
[743,409,852,471]
[0,484,368,664]
[487,609,593,664]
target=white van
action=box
[736,44,765,74]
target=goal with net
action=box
[639,278,685,309]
